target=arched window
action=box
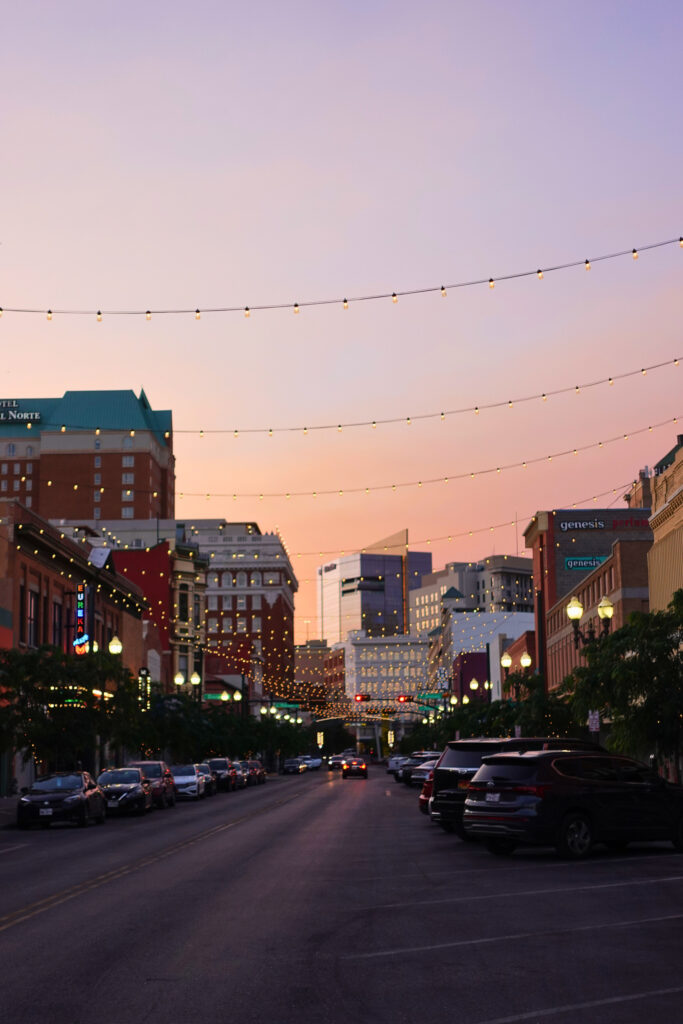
[222,572,231,588]
[251,571,261,586]
[6,444,15,456]
[237,571,247,587]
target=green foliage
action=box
[565,589,683,770]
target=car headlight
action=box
[64,793,83,803]
[20,796,31,803]
[121,787,143,800]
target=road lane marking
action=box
[364,873,683,910]
[475,984,683,1023]
[0,790,306,935]
[343,912,683,959]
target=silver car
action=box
[169,764,206,800]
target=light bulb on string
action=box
[145,310,152,321]
[537,269,543,280]
[343,298,348,309]
[585,259,591,270]
[489,278,495,289]
[46,310,53,321]
[440,285,447,297]
[96,311,102,321]
[195,309,201,320]
[632,249,638,260]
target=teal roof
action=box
[443,587,464,600]
[0,389,172,446]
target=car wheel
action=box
[485,838,517,856]
[557,812,593,859]
[672,816,683,851]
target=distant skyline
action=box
[3,1,681,641]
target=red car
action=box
[419,770,434,815]
[127,761,177,808]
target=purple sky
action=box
[3,1,682,640]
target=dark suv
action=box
[430,737,602,839]
[464,750,683,858]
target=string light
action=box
[46,309,53,321]
[146,310,152,321]
[3,235,678,319]
[96,311,102,321]
[195,309,201,320]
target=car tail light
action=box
[467,781,486,792]
[427,770,434,781]
[511,784,551,798]
[361,763,366,770]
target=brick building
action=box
[647,435,683,611]
[0,389,174,523]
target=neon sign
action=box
[74,583,88,655]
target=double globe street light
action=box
[566,595,614,648]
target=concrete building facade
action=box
[647,435,683,611]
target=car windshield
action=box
[197,764,210,773]
[440,748,496,769]
[133,763,161,778]
[99,770,140,785]
[209,760,227,770]
[32,774,82,792]
[171,765,196,776]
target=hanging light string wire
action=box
[171,412,678,499]
[18,355,680,438]
[2,235,680,318]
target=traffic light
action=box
[397,694,414,703]
[354,693,371,702]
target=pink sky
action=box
[2,1,681,641]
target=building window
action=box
[208,618,218,633]
[178,586,189,623]
[94,492,100,503]
[122,473,134,484]
[6,444,15,456]
[121,507,134,518]
[251,571,262,586]
[236,596,246,610]
[122,490,133,501]
[26,462,33,474]
[265,572,279,585]
[51,601,63,647]
[13,480,20,492]
[27,591,39,648]
[252,594,261,610]
[94,456,101,467]
[237,571,247,587]
[237,619,247,633]
[252,617,261,633]
[13,463,20,474]
[0,464,6,474]
[221,572,231,587]
[122,456,134,467]
[207,595,218,610]
[25,480,32,492]
[0,481,6,493]
[123,436,133,449]
[25,496,32,508]
[94,473,101,485]
[94,508,101,519]
[222,617,233,633]
[94,439,101,450]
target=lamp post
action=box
[501,652,512,699]
[566,596,614,649]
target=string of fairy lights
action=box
[2,234,680,320]
[28,410,679,503]
[13,355,681,439]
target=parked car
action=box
[170,764,206,800]
[239,760,258,786]
[387,754,409,777]
[246,760,267,784]
[17,771,106,829]
[197,763,218,797]
[127,760,177,808]
[430,737,603,838]
[419,770,434,816]
[410,758,439,789]
[399,752,440,786]
[342,756,368,779]
[207,757,234,791]
[463,750,683,858]
[328,754,345,771]
[97,767,153,815]
[230,760,249,789]
[283,758,306,774]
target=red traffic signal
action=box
[354,693,372,702]
[397,694,414,703]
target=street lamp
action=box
[566,595,614,648]
[174,671,185,687]
[108,635,122,656]
[469,678,479,691]
[220,690,230,702]
[520,652,532,671]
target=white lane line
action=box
[364,873,683,910]
[343,912,683,959]
[475,984,683,1023]
[0,844,27,855]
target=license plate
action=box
[485,792,500,802]
[39,808,53,816]
[107,800,118,809]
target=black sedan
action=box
[342,756,368,779]
[97,768,153,815]
[17,771,107,828]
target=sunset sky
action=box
[3,1,682,642]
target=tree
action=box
[565,590,683,777]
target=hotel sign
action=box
[0,400,41,423]
[565,556,608,571]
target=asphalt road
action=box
[2,768,683,1024]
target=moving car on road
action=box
[342,756,368,779]
[282,758,306,774]
[464,750,683,858]
[17,771,106,829]
[98,767,153,815]
[328,754,345,771]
